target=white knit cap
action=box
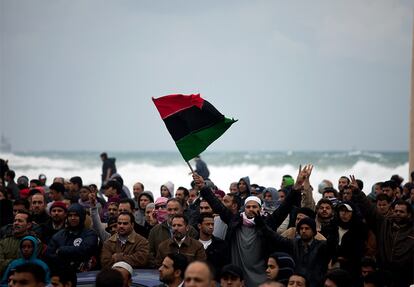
[244,196,262,207]
[112,261,133,276]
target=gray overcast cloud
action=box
[1,0,412,152]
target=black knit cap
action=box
[296,217,317,235]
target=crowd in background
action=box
[0,156,413,287]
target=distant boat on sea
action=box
[0,134,12,153]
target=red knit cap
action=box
[50,201,67,212]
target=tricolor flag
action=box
[152,94,237,162]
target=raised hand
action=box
[294,164,313,189]
[349,175,359,191]
[192,172,205,189]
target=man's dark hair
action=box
[381,180,397,190]
[391,200,413,217]
[13,199,30,210]
[89,183,98,190]
[96,268,124,287]
[5,170,15,179]
[324,268,352,287]
[340,176,350,184]
[117,212,135,224]
[50,268,77,287]
[356,179,364,191]
[105,180,122,194]
[376,193,391,203]
[70,176,83,188]
[177,187,189,198]
[316,198,333,208]
[14,263,46,283]
[289,273,308,287]
[198,212,214,224]
[100,152,108,159]
[171,214,188,225]
[226,193,242,210]
[29,179,41,186]
[28,189,42,197]
[16,209,33,223]
[390,174,403,186]
[119,198,135,211]
[167,198,183,208]
[49,182,65,194]
[167,253,189,280]
[322,187,338,198]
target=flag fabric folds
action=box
[152,94,237,161]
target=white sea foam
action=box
[3,151,409,201]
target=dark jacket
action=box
[45,204,99,272]
[352,189,414,287]
[204,235,229,278]
[258,218,336,287]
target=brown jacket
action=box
[155,236,206,267]
[101,230,149,269]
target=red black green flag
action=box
[152,94,237,161]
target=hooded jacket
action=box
[263,187,280,215]
[135,191,154,226]
[161,181,174,198]
[1,235,50,286]
[45,204,98,272]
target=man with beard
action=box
[0,210,36,274]
[101,212,149,269]
[315,198,334,237]
[157,253,188,287]
[30,193,49,225]
[148,199,198,263]
[45,203,98,273]
[39,201,67,244]
[155,214,206,267]
[350,175,414,287]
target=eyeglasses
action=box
[155,205,167,210]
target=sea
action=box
[0,150,409,200]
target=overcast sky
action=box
[1,0,412,152]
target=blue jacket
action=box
[45,204,98,272]
[1,235,50,286]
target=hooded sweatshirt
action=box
[135,191,154,226]
[161,181,174,198]
[237,176,251,206]
[1,235,50,286]
[45,203,98,272]
[263,187,280,215]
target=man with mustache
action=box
[101,212,149,269]
[0,210,36,274]
[155,214,206,267]
[350,175,414,287]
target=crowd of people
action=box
[0,155,413,287]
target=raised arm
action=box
[266,165,310,230]
[193,173,234,224]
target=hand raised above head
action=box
[294,164,313,189]
[192,172,205,189]
[349,175,359,191]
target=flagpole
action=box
[186,161,194,174]
[410,16,414,176]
